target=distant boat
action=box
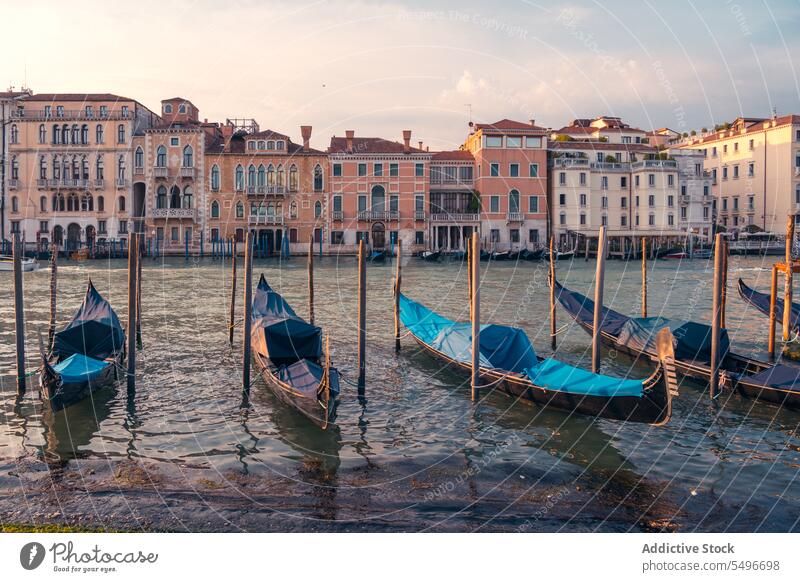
[0,255,39,272]
[39,281,126,411]
[738,278,800,330]
[491,250,510,261]
[520,248,543,261]
[368,250,387,263]
[251,275,340,429]
[420,250,440,262]
[729,232,784,256]
[545,249,574,261]
[479,250,491,261]
[399,292,677,424]
[662,251,689,260]
[450,250,466,261]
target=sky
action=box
[2,0,799,150]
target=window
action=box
[358,195,367,212]
[635,175,640,188]
[333,163,342,177]
[182,145,193,167]
[748,195,755,210]
[117,124,125,143]
[414,231,424,245]
[247,141,256,151]
[525,136,541,148]
[374,163,383,177]
[621,196,627,208]
[36,124,46,144]
[748,162,755,177]
[247,165,256,190]
[722,167,728,180]
[601,196,608,208]
[119,220,128,234]
[681,207,687,219]
[559,212,566,225]
[415,194,424,213]
[156,185,167,209]
[620,215,627,227]
[601,176,608,190]
[211,200,220,218]
[207,164,219,191]
[11,196,19,213]
[559,193,566,206]
[667,174,674,187]
[733,197,739,210]
[236,201,244,218]
[330,231,344,245]
[10,124,18,143]
[389,195,398,212]
[723,144,728,155]
[313,165,323,191]
[559,172,566,186]
[390,163,399,177]
[509,163,519,177]
[96,124,104,143]
[649,214,655,226]
[528,196,538,213]
[39,195,47,212]
[528,229,539,243]
[11,221,20,234]
[668,195,674,207]
[98,220,107,234]
[490,229,500,242]
[734,142,739,152]
[507,137,521,148]
[529,163,538,177]
[704,206,709,219]
[579,213,586,225]
[53,124,61,144]
[648,174,655,187]
[358,163,367,177]
[749,139,754,151]
[485,136,502,148]
[415,163,424,177]
[490,196,500,213]
[510,229,520,243]
[579,193,587,207]
[490,163,499,177]
[11,155,18,179]
[722,198,728,211]
[119,196,126,212]
[97,195,105,212]
[81,124,88,144]
[183,186,193,209]
[235,165,244,190]
[601,214,608,226]
[579,172,587,186]
[117,155,125,181]
[164,104,173,114]
[314,201,322,218]
[508,190,520,213]
[80,193,93,212]
[648,195,655,207]
[40,220,48,232]
[156,145,167,167]
[171,227,179,242]
[39,155,47,180]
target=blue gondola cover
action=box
[52,353,110,384]
[52,281,125,360]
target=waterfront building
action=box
[1,88,32,242]
[678,115,800,234]
[428,149,479,251]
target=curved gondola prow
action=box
[319,333,332,430]
[652,327,679,426]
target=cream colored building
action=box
[678,115,800,233]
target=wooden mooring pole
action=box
[47,244,58,352]
[471,232,481,402]
[357,239,367,396]
[308,234,315,325]
[136,241,142,349]
[783,215,794,342]
[12,234,26,396]
[549,236,557,350]
[242,231,254,393]
[394,239,402,352]
[710,232,724,399]
[641,237,647,318]
[768,264,778,360]
[126,233,139,394]
[592,226,607,373]
[229,236,237,345]
[721,238,728,328]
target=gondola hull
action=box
[40,350,123,412]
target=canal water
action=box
[1,254,798,532]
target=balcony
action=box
[430,178,474,189]
[37,179,48,189]
[50,179,91,188]
[332,211,343,221]
[154,167,169,178]
[795,167,800,177]
[10,109,133,121]
[591,162,630,171]
[248,215,285,225]
[180,167,195,179]
[632,160,678,170]
[116,179,128,189]
[357,211,399,221]
[94,179,105,189]
[429,213,480,222]
[152,208,196,219]
[551,158,590,168]
[133,166,144,176]
[415,210,426,221]
[680,195,691,203]
[506,212,524,222]
[9,179,19,189]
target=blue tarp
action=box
[252,275,322,363]
[553,280,630,336]
[52,353,110,384]
[616,317,729,364]
[52,281,125,361]
[399,294,644,398]
[744,364,800,392]
[276,359,341,398]
[739,278,800,330]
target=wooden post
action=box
[242,231,254,393]
[592,226,607,373]
[721,239,728,328]
[126,233,138,394]
[12,234,26,396]
[783,215,794,342]
[47,244,58,352]
[394,239,402,351]
[357,239,366,395]
[768,264,778,360]
[136,242,142,349]
[549,236,557,350]
[308,234,315,325]
[641,237,647,318]
[584,236,589,261]
[471,232,480,402]
[467,242,473,322]
[229,237,237,345]
[710,233,724,398]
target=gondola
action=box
[368,250,387,263]
[450,250,466,261]
[491,250,510,261]
[251,275,340,429]
[420,250,440,262]
[738,278,800,330]
[399,293,678,424]
[520,248,543,261]
[554,279,800,408]
[545,249,575,261]
[39,280,126,412]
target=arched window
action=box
[276,140,285,150]
[10,155,18,179]
[117,155,125,181]
[182,145,193,167]
[183,185,193,209]
[63,124,69,144]
[276,165,284,188]
[314,201,322,218]
[247,164,256,189]
[236,201,244,218]
[53,193,65,212]
[39,195,47,212]
[96,155,104,180]
[95,124,104,143]
[170,186,181,208]
[70,155,79,180]
[81,156,89,180]
[267,140,275,150]
[276,201,283,216]
[267,164,275,187]
[156,185,167,209]
[53,124,61,144]
[289,165,298,192]
[313,164,323,191]
[118,196,126,212]
[257,164,265,187]
[210,164,220,190]
[97,195,104,212]
[371,184,385,212]
[117,124,125,143]
[211,200,220,218]
[81,193,94,212]
[134,147,144,168]
[155,145,166,167]
[71,124,79,144]
[257,140,265,150]
[267,202,275,216]
[289,201,298,218]
[508,189,520,214]
[38,124,47,144]
[81,124,89,144]
[10,124,18,143]
[235,165,244,190]
[67,193,78,212]
[39,155,47,180]
[11,196,18,212]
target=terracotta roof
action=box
[248,129,290,141]
[0,91,31,99]
[555,126,595,134]
[680,114,800,146]
[474,118,546,132]
[431,150,474,161]
[162,96,192,102]
[23,93,135,102]
[328,136,426,154]
[549,141,656,152]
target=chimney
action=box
[530,119,536,126]
[418,141,423,150]
[300,125,312,152]
[403,130,412,153]
[345,130,354,153]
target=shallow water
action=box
[1,253,798,532]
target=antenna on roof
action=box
[465,103,472,125]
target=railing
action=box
[180,167,195,179]
[95,179,105,188]
[151,208,196,219]
[8,179,19,189]
[591,162,629,171]
[430,177,474,187]
[429,213,480,222]
[154,167,169,178]
[332,211,343,221]
[507,212,524,222]
[551,158,590,168]
[680,195,691,203]
[10,109,133,121]
[116,179,128,189]
[37,179,48,188]
[632,160,678,170]
[248,215,285,225]
[357,210,398,221]
[46,179,91,188]
[415,210,426,221]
